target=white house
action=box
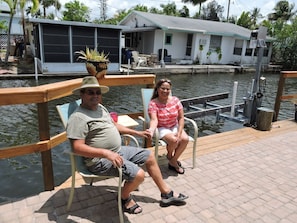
[119,11,273,66]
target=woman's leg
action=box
[170,130,189,164]
[162,130,189,171]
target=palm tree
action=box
[40,0,61,18]
[182,0,208,16]
[250,7,263,29]
[2,0,39,64]
[160,2,178,16]
[268,0,295,22]
[237,11,252,29]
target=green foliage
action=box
[262,0,297,69]
[273,16,297,70]
[182,0,207,16]
[2,0,39,64]
[63,0,90,22]
[200,0,224,21]
[0,20,8,31]
[268,0,296,21]
[75,47,109,62]
[237,11,252,28]
[215,47,222,60]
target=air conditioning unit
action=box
[199,39,207,45]
[249,40,257,49]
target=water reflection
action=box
[0,73,295,203]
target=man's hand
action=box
[105,150,123,168]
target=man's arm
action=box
[70,139,123,167]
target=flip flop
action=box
[167,155,184,169]
[168,163,185,174]
[160,190,188,207]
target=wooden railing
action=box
[274,71,297,121]
[0,74,155,191]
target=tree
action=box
[179,5,190,17]
[268,0,295,22]
[250,7,263,29]
[274,15,297,69]
[236,11,252,29]
[182,0,207,16]
[62,0,90,22]
[200,0,224,21]
[261,0,297,69]
[160,2,178,16]
[40,0,61,18]
[2,0,39,64]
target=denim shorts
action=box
[87,146,151,181]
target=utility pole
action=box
[226,0,231,22]
[100,0,107,21]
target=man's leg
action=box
[145,152,172,194]
[144,152,188,206]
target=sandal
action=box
[168,163,185,174]
[166,155,184,169]
[121,195,142,214]
[160,190,188,207]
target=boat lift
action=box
[182,27,268,126]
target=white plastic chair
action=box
[57,99,139,223]
[139,88,198,168]
[131,51,147,67]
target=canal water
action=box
[0,72,296,203]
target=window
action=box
[165,33,172,45]
[263,42,270,57]
[233,39,243,55]
[245,40,253,56]
[209,35,222,50]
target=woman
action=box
[148,79,189,174]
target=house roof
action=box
[27,18,127,30]
[120,11,273,41]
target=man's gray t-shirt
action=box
[66,104,121,152]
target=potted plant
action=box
[75,47,109,80]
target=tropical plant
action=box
[75,47,109,79]
[2,0,39,64]
[250,7,263,29]
[215,47,222,61]
[62,0,90,22]
[237,11,252,29]
[268,0,295,22]
[75,47,109,62]
[200,0,224,21]
[182,0,207,16]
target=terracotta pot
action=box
[86,60,108,80]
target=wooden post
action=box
[256,107,274,131]
[273,73,285,121]
[38,102,54,190]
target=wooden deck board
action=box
[55,119,297,190]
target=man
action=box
[66,76,188,214]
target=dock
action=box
[1,119,296,223]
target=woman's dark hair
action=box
[151,79,172,100]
